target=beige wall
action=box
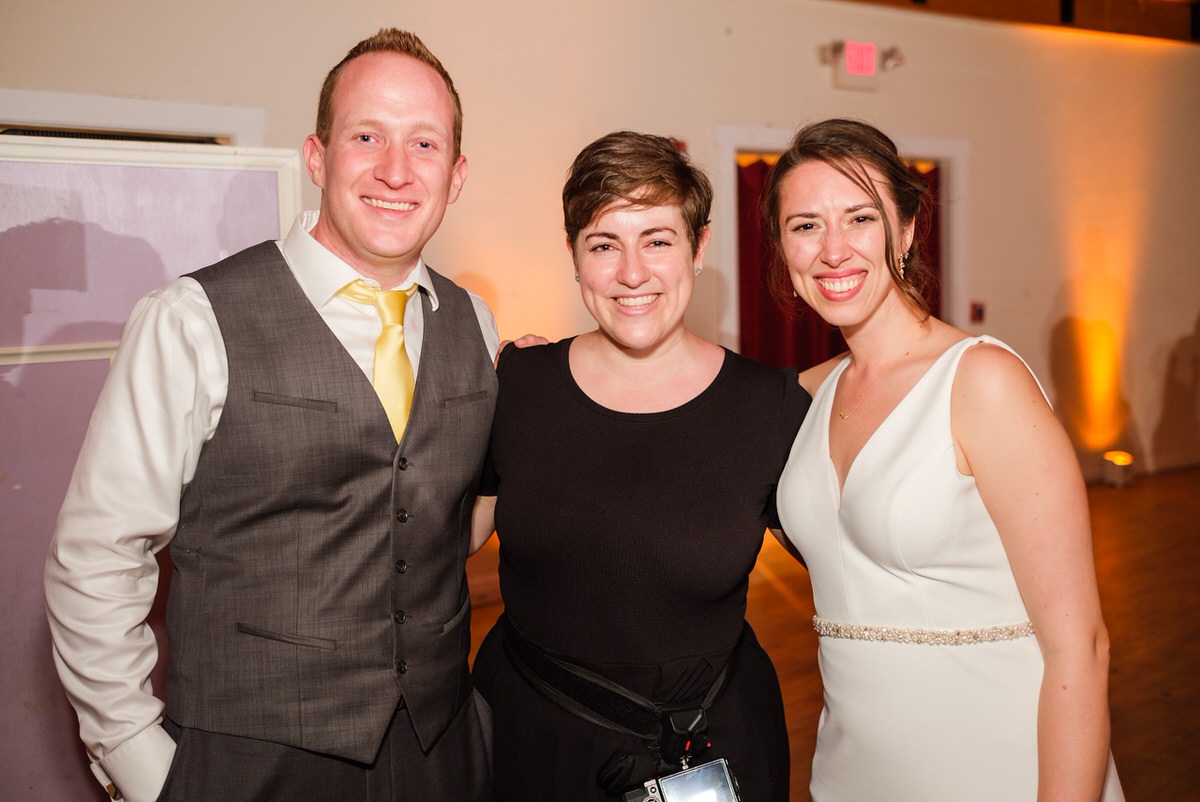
[5,0,1199,473]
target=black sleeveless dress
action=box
[473,339,809,800]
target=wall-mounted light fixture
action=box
[819,40,904,92]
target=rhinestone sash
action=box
[813,615,1035,646]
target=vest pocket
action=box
[235,622,337,650]
[440,596,472,634]
[442,390,490,409]
[251,390,339,413]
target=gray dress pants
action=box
[157,693,492,801]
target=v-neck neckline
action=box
[826,337,973,503]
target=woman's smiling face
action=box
[571,201,709,355]
[777,159,912,332]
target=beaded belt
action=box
[813,615,1035,646]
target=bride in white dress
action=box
[766,119,1123,801]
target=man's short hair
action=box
[315,28,463,158]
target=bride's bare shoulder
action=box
[797,353,849,395]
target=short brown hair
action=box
[315,28,463,158]
[762,118,933,318]
[563,131,712,254]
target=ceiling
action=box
[832,0,1199,45]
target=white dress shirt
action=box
[43,212,499,802]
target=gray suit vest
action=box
[166,242,496,761]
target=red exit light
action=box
[844,41,877,76]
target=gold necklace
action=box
[837,392,868,420]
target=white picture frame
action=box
[0,134,302,364]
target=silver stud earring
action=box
[695,266,703,276]
[574,274,580,283]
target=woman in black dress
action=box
[471,131,810,800]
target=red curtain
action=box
[736,159,940,371]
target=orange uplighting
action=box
[1103,450,1133,467]
[1018,26,1169,461]
[1053,117,1142,453]
[1069,317,1127,452]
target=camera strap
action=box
[501,615,733,754]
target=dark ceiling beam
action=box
[833,0,1198,44]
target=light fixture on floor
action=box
[1102,450,1134,487]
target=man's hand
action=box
[509,334,549,349]
[495,334,549,366]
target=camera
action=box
[624,758,741,802]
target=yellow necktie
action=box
[339,280,417,443]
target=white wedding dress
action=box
[777,336,1123,801]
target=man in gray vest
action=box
[45,28,497,802]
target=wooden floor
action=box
[468,466,1200,800]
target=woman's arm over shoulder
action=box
[952,342,1113,801]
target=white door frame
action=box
[0,88,266,146]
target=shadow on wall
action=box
[1151,309,1200,472]
[0,216,172,802]
[1,165,285,800]
[1048,316,1142,483]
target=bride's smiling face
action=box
[570,201,709,354]
[776,160,912,332]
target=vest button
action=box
[394,610,407,624]
[397,661,409,674]
[395,509,410,522]
[395,560,408,574]
[397,457,409,470]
